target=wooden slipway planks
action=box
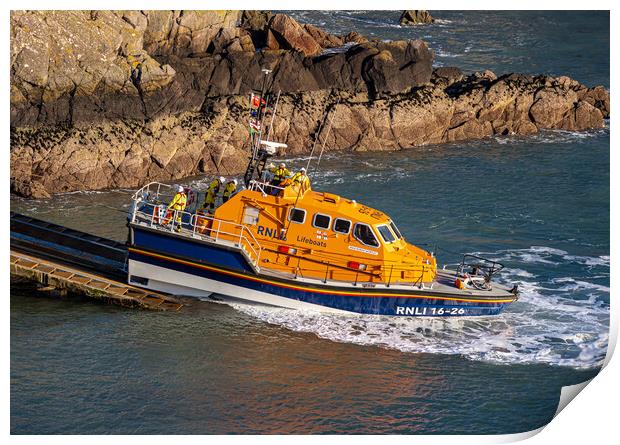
[10,251,183,312]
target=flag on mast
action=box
[251,92,267,108]
[249,119,261,132]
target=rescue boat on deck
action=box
[126,69,518,317]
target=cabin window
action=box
[353,223,379,248]
[313,213,331,230]
[390,221,403,239]
[243,206,260,225]
[289,207,306,224]
[377,224,396,243]
[333,218,351,235]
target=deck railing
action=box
[130,183,262,269]
[248,179,286,195]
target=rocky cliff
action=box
[10,10,610,198]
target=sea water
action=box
[10,11,609,434]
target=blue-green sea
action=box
[10,11,609,434]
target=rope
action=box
[305,100,329,171]
[266,90,281,141]
[315,98,340,169]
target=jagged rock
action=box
[578,85,610,118]
[267,13,321,57]
[9,10,610,198]
[474,70,498,81]
[171,10,241,56]
[433,67,464,85]
[240,11,349,53]
[11,179,51,199]
[342,31,368,45]
[364,40,433,96]
[209,28,255,53]
[240,10,273,31]
[303,24,343,48]
[11,71,609,197]
[265,29,282,51]
[141,10,241,56]
[399,10,435,26]
[10,10,379,127]
[239,10,273,49]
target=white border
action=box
[4,1,616,443]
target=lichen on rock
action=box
[10,10,610,198]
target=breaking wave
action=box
[493,125,609,145]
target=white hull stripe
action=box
[129,260,351,314]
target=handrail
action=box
[264,245,432,287]
[248,179,286,195]
[132,181,175,202]
[132,201,263,269]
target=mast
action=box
[243,68,274,187]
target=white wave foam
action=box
[480,247,609,271]
[529,246,568,255]
[551,278,610,294]
[435,48,460,58]
[505,268,536,278]
[230,245,609,370]
[57,189,107,196]
[232,300,608,370]
[517,253,559,265]
[563,254,610,267]
[495,127,608,146]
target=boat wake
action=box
[231,246,609,370]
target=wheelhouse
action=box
[206,179,437,286]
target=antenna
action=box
[306,98,340,172]
[305,100,329,171]
[266,90,281,141]
[252,68,272,158]
[313,98,341,171]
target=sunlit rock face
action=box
[10,10,609,197]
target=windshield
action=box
[353,223,379,247]
[389,221,403,239]
[377,224,396,243]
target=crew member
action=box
[200,176,225,213]
[290,167,311,194]
[262,162,276,183]
[270,163,291,188]
[261,162,276,195]
[222,179,238,203]
[167,185,187,232]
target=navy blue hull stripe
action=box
[129,249,510,316]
